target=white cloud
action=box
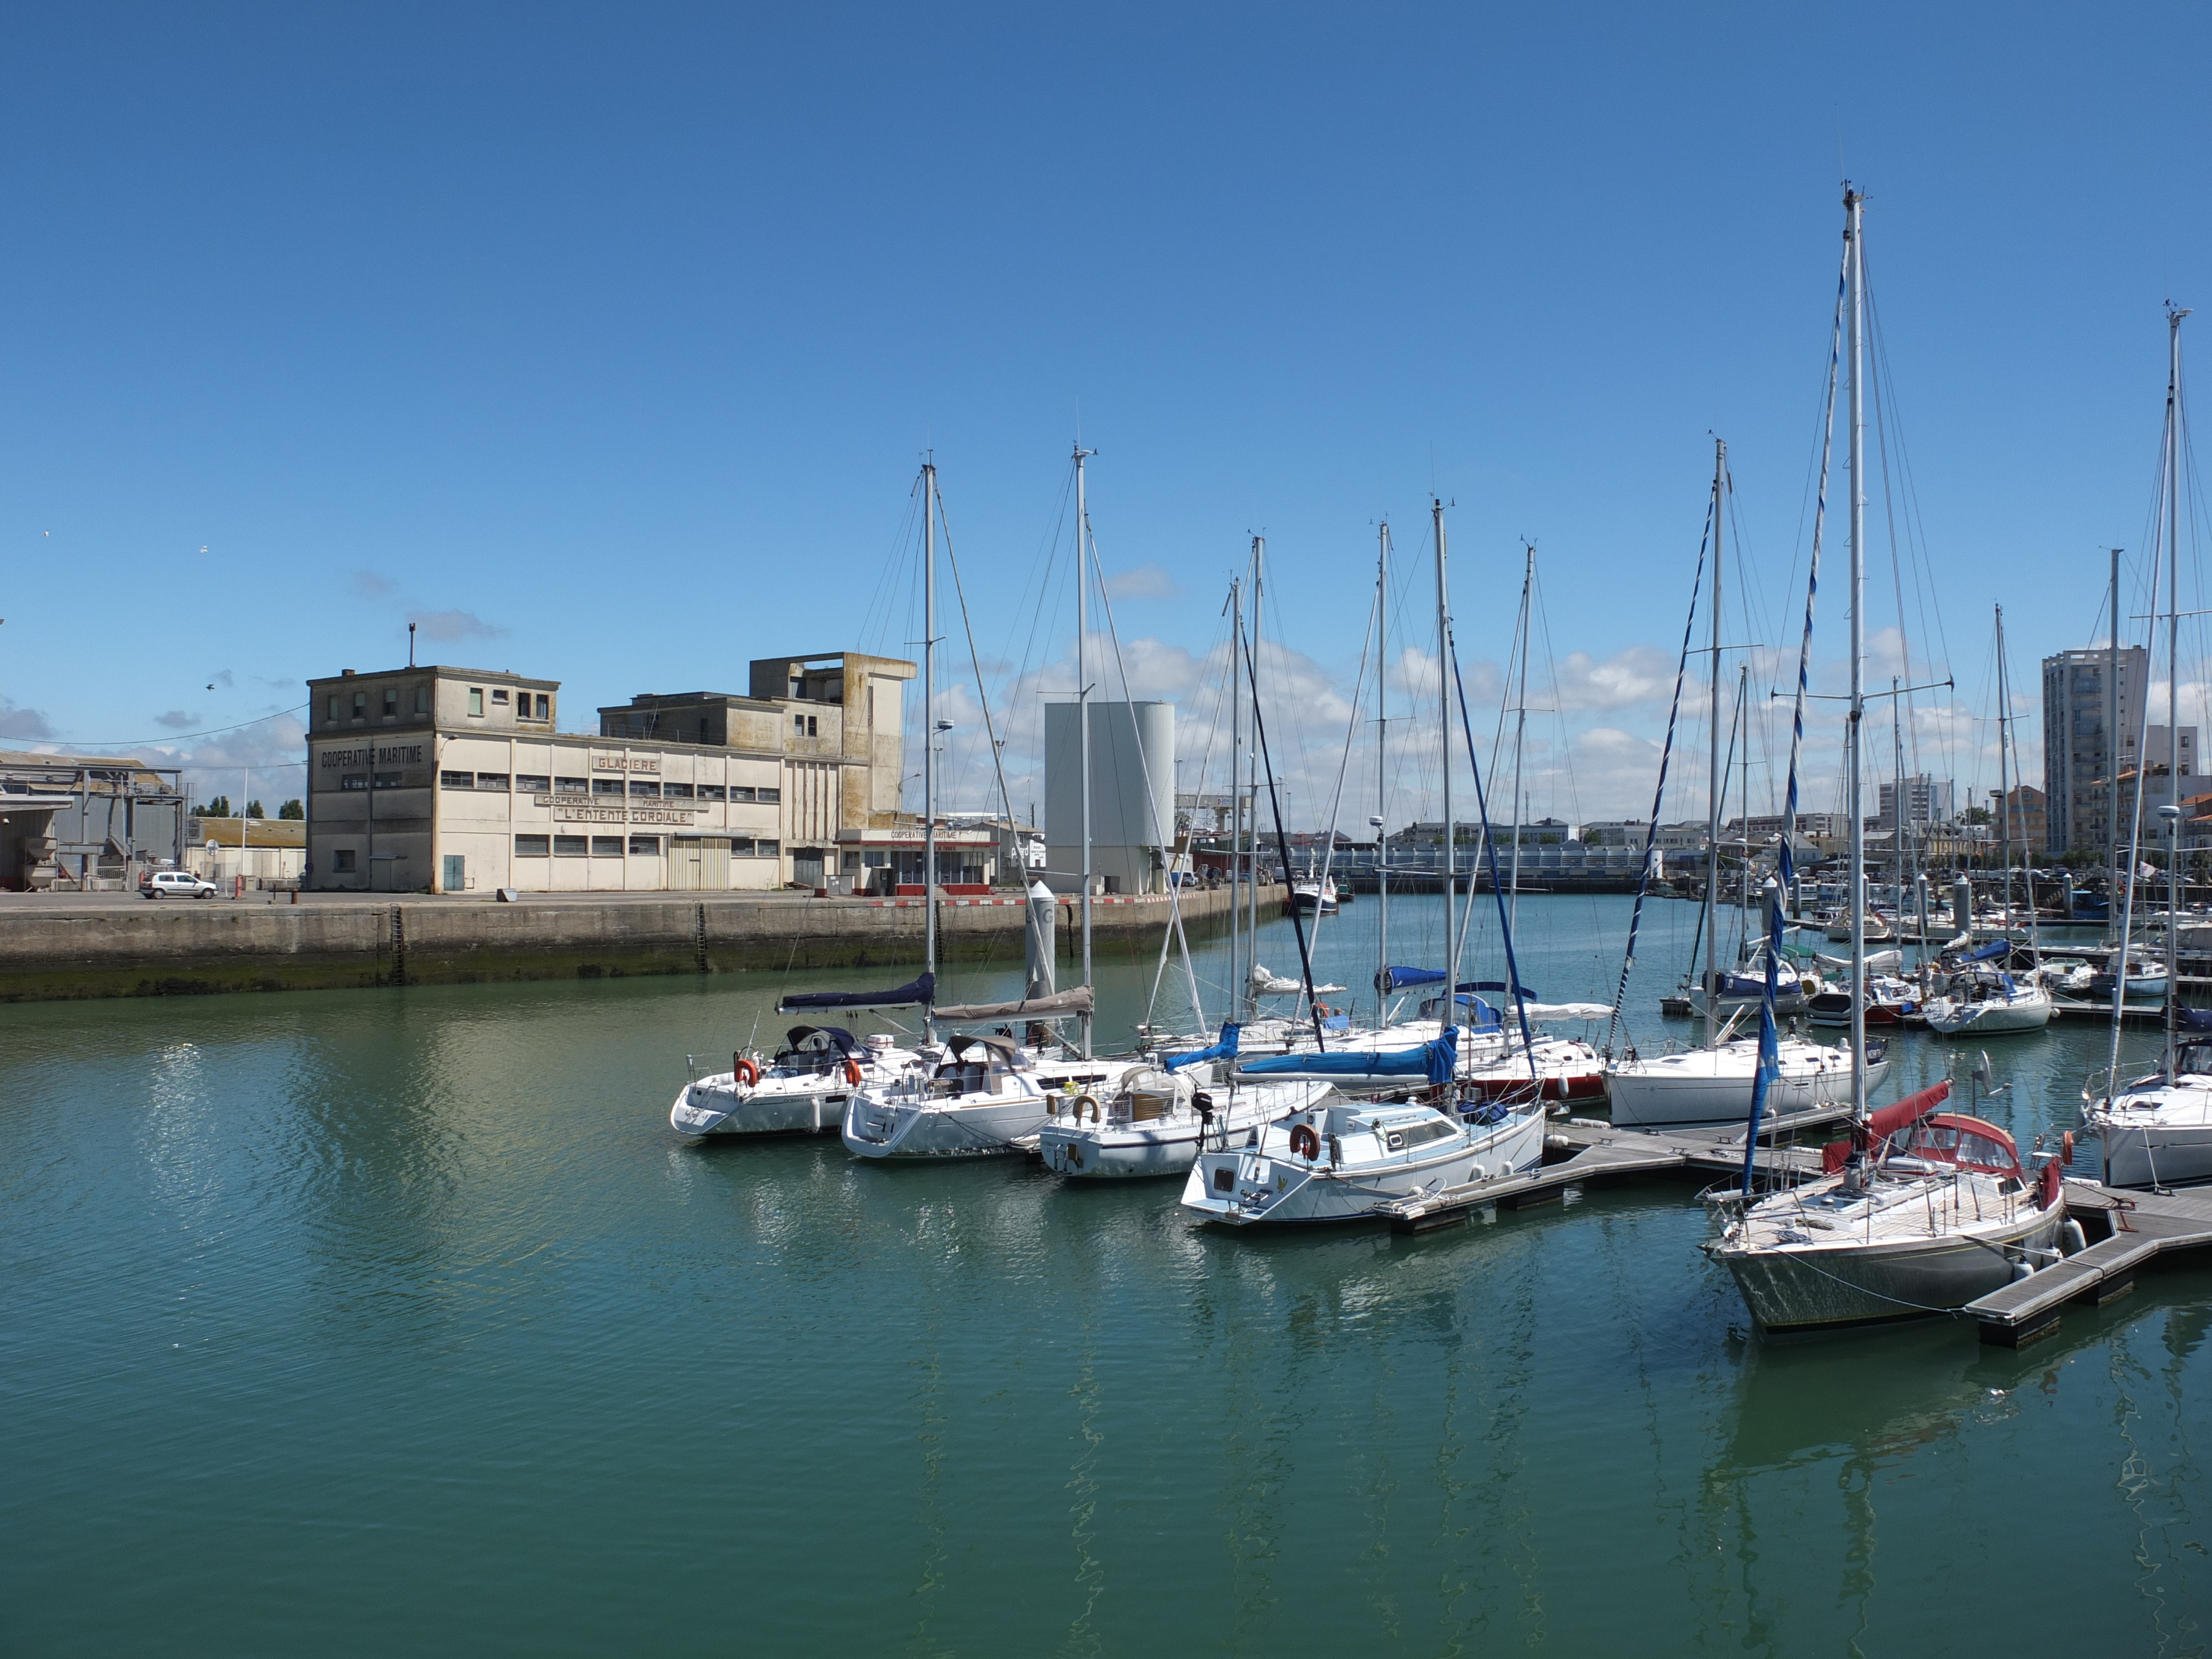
[0,700,55,740]
[153,710,201,731]
[407,608,507,643]
[1104,563,1181,601]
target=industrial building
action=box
[1,751,185,890]
[1044,700,1175,895]
[302,650,959,894]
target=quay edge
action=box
[0,886,1255,1003]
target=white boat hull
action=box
[670,1076,858,1138]
[842,1092,1050,1158]
[1606,1044,1885,1128]
[1717,1204,2065,1331]
[1180,1109,1545,1226]
[2096,1119,2212,1188]
[1922,993,2053,1036]
[1038,1081,1332,1179]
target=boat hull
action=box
[1606,1050,1886,1128]
[841,1093,1049,1158]
[670,1078,854,1138]
[1922,997,2052,1036]
[1180,1109,1545,1227]
[1038,1083,1331,1179]
[1717,1206,2064,1331]
[2098,1120,2212,1189]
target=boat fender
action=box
[843,1058,863,1086]
[734,1055,761,1088]
[1288,1123,1322,1161]
[2060,1219,2088,1256]
[2061,1130,2077,1166]
[2038,1157,2063,1211]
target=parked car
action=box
[143,870,219,899]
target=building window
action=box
[373,771,402,788]
[352,691,367,720]
[753,839,780,858]
[726,786,753,802]
[807,716,818,737]
[696,784,726,801]
[534,693,551,719]
[728,838,755,856]
[332,848,357,873]
[441,770,475,789]
[863,850,888,868]
[554,835,588,857]
[492,688,510,705]
[758,787,780,804]
[592,778,624,796]
[415,686,430,714]
[697,717,710,742]
[382,688,398,718]
[628,780,659,797]
[340,774,368,791]
[515,774,551,794]
[554,776,588,795]
[628,835,661,855]
[468,688,484,717]
[326,694,339,722]
[475,773,510,791]
[515,835,550,857]
[794,715,805,734]
[663,781,694,799]
[591,836,624,857]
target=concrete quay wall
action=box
[0,886,1259,1002]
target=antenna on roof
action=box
[408,622,417,667]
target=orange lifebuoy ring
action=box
[843,1058,863,1086]
[733,1056,761,1087]
[1289,1122,1322,1161]
[1313,1003,1333,1019]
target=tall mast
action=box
[1509,545,1533,945]
[2109,547,2122,909]
[922,458,938,1032]
[1227,573,1244,1021]
[2165,305,2190,1077]
[1434,498,1458,1013]
[1891,676,1907,929]
[1845,186,1869,1121]
[1704,438,1726,1047]
[1247,539,1265,1001]
[1073,442,1095,1059]
[1376,523,1390,1016]
[1995,607,2015,942]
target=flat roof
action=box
[306,665,560,690]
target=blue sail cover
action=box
[778,971,935,1012]
[1164,1022,1240,1072]
[1963,940,2012,963]
[1459,980,1538,998]
[1240,1025,1458,1086]
[1379,966,1446,993]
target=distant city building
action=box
[1990,784,2047,854]
[2042,644,2146,854]
[1877,773,1954,830]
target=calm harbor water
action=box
[5,893,2210,1655]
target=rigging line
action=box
[1313,571,1381,911]
[44,703,310,748]
[931,479,1022,846]
[857,483,926,664]
[1083,508,1206,1032]
[1449,629,1538,1067]
[1238,603,1329,1052]
[1604,489,1717,1059]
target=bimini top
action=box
[782,1025,864,1058]
[945,1031,1021,1063]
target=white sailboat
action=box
[1608,438,1878,1126]
[1038,1047,1334,1179]
[1709,187,2072,1330]
[672,1021,926,1138]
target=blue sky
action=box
[2,4,2207,823]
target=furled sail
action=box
[928,985,1094,1022]
[778,972,934,1013]
[1162,1022,1240,1072]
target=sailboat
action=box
[1183,499,1548,1222]
[843,449,1138,1160]
[1709,187,2069,1329]
[1608,437,1882,1127]
[1923,607,2052,1036]
[2082,305,2208,1189]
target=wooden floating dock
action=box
[1963,1183,2212,1347]
[1383,1108,1849,1233]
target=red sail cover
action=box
[1821,1080,1951,1173]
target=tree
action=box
[279,799,304,820]
[1961,805,1992,826]
[194,795,232,817]
[244,799,264,820]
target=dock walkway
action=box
[1963,1182,2212,1347]
[1383,1108,1848,1233]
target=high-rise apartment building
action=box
[2042,644,2146,854]
[1877,773,1954,828]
